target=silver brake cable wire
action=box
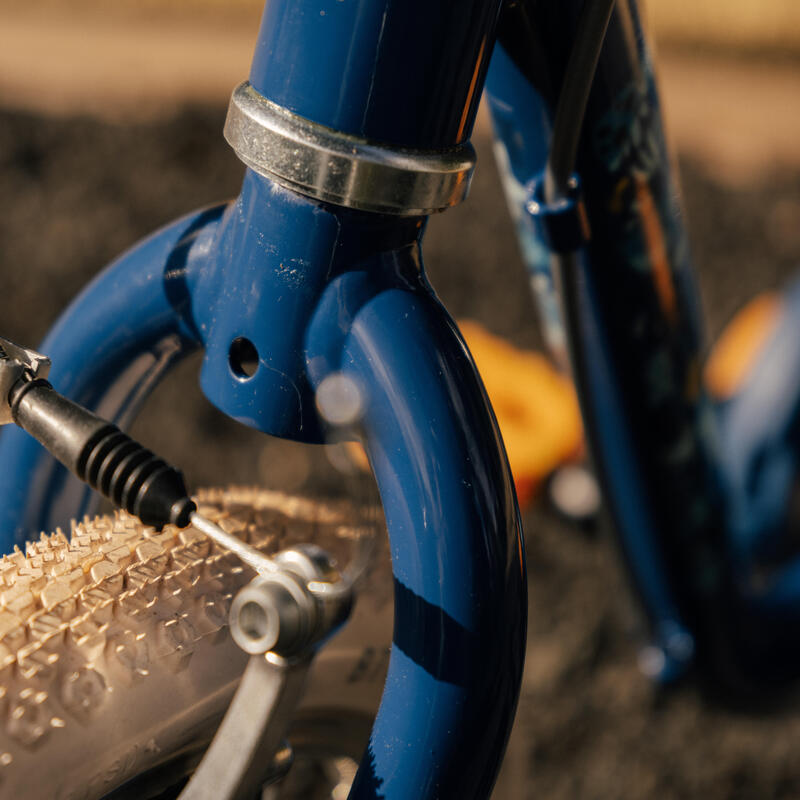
[190,511,281,575]
[544,0,615,415]
[191,502,378,595]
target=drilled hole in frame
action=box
[229,337,259,379]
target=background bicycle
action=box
[1,0,800,796]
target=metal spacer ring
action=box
[224,82,476,216]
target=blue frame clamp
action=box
[525,173,590,254]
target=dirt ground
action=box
[2,17,800,799]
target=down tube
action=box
[484,0,747,683]
[485,41,692,681]
[340,289,526,799]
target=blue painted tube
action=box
[193,171,427,442]
[307,281,525,798]
[572,249,694,681]
[0,207,222,549]
[249,0,502,147]
[0,153,526,793]
[490,0,800,689]
[486,13,709,681]
[195,169,525,793]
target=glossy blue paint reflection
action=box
[321,280,525,797]
[250,0,502,147]
[488,6,709,682]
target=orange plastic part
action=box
[705,292,782,400]
[458,320,583,508]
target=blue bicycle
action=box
[0,0,798,797]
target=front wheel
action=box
[0,487,392,800]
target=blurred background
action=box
[1,0,800,797]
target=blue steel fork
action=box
[4,0,800,795]
[0,1,526,797]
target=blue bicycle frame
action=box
[2,0,800,797]
[486,0,800,693]
[0,2,525,796]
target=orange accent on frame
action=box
[456,37,487,142]
[635,175,677,325]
